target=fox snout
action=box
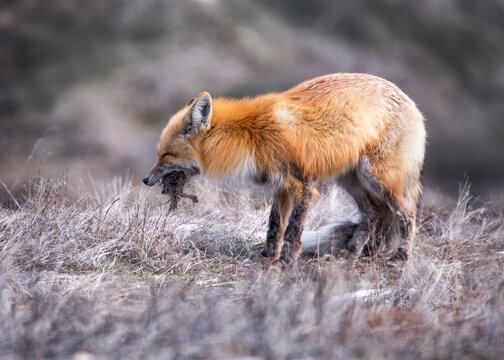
[143,166,166,186]
[143,163,201,186]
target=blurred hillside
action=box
[1,0,504,200]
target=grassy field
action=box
[0,177,503,359]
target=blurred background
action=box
[1,0,504,204]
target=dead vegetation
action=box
[0,177,503,359]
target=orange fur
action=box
[144,73,426,263]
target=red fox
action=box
[144,73,426,265]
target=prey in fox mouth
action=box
[160,171,198,212]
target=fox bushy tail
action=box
[300,221,358,256]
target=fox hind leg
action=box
[387,203,415,260]
[338,169,379,256]
[354,157,418,259]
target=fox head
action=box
[143,92,212,186]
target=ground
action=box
[0,177,503,359]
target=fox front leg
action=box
[279,181,313,265]
[261,189,292,258]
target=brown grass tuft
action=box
[0,177,503,359]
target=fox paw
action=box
[388,247,408,262]
[271,258,291,270]
[258,247,279,259]
[343,241,363,258]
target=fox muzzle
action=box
[143,164,200,186]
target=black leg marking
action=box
[338,169,378,256]
[279,183,312,264]
[261,189,291,258]
[392,210,414,260]
[344,201,378,255]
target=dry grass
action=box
[0,177,503,359]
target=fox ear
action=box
[187,92,212,134]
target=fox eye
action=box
[187,98,195,106]
[162,152,175,159]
